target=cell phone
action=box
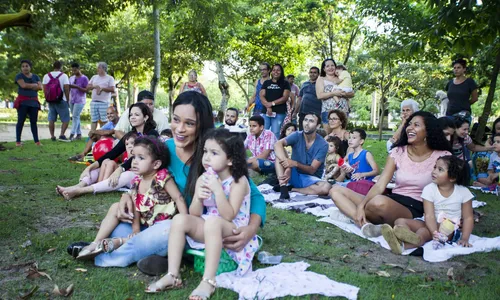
[267,112,277,118]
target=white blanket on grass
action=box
[216,262,359,300]
[318,208,500,262]
[258,184,498,262]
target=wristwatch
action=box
[272,101,275,106]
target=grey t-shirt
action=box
[299,81,321,115]
[445,78,477,116]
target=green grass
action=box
[0,139,499,299]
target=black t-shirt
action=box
[261,79,291,114]
[445,78,477,116]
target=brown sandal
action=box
[145,272,183,293]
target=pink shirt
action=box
[244,129,277,162]
[390,146,451,201]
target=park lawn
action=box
[0,139,499,299]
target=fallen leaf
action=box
[18,285,39,299]
[376,271,391,277]
[425,276,434,282]
[385,263,404,269]
[418,284,431,288]
[21,240,32,248]
[407,268,416,273]
[26,263,52,281]
[447,267,454,280]
[289,248,296,253]
[75,268,87,273]
[341,254,351,263]
[46,248,57,253]
[361,252,370,257]
[52,284,74,297]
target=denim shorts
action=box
[90,101,109,123]
[289,167,322,188]
[257,159,275,174]
[48,100,70,122]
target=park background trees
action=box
[1,0,498,139]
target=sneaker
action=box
[51,136,56,141]
[75,134,82,140]
[273,184,292,193]
[69,154,84,162]
[66,241,91,258]
[394,225,421,245]
[35,142,42,146]
[58,135,71,142]
[16,142,23,147]
[329,209,353,224]
[69,134,75,140]
[137,255,168,276]
[381,224,403,255]
[361,223,383,238]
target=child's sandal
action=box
[189,278,216,300]
[145,272,183,293]
[101,237,123,253]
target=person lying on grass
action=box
[57,131,137,200]
[77,136,186,259]
[381,155,474,254]
[146,128,259,299]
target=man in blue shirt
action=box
[295,67,320,131]
[274,112,331,199]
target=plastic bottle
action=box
[203,167,218,207]
[257,251,282,265]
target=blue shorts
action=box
[90,101,109,123]
[48,101,70,123]
[321,111,329,124]
[289,167,322,188]
[257,159,275,174]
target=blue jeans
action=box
[70,103,85,135]
[16,104,39,143]
[261,113,286,139]
[94,220,172,267]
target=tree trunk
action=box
[216,61,230,113]
[150,0,161,95]
[474,50,500,143]
[125,75,131,110]
[228,75,249,104]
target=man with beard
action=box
[223,107,247,140]
[274,112,331,199]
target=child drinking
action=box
[77,136,186,259]
[381,155,474,254]
[323,135,342,182]
[146,128,259,299]
[341,129,379,181]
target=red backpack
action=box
[44,72,64,102]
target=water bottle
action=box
[203,167,218,207]
[257,251,282,265]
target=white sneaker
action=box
[361,223,383,237]
[329,209,354,224]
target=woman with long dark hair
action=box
[259,63,291,138]
[330,112,453,237]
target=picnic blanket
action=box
[216,262,359,300]
[258,184,500,262]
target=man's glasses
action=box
[260,68,268,71]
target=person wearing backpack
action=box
[42,60,71,142]
[87,62,116,132]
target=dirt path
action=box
[0,123,90,143]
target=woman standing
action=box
[445,59,478,119]
[316,58,354,134]
[179,70,207,96]
[14,59,42,146]
[259,64,291,138]
[330,112,452,237]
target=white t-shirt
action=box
[42,71,70,101]
[487,152,500,173]
[114,108,169,133]
[89,74,115,102]
[421,183,473,220]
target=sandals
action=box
[76,242,103,260]
[101,237,124,253]
[145,272,183,293]
[189,278,216,300]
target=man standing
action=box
[295,67,320,131]
[69,106,119,162]
[42,60,70,141]
[247,62,271,116]
[274,112,331,199]
[245,115,277,174]
[68,62,89,140]
[284,74,300,124]
[87,62,115,131]
[113,90,169,139]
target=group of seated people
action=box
[60,90,500,298]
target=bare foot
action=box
[62,188,82,200]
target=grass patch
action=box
[0,139,499,299]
